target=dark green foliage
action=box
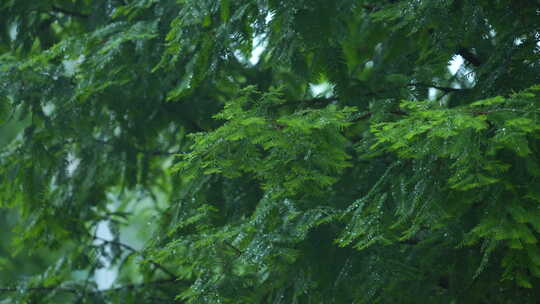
[1,0,540,303]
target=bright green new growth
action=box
[368,86,540,288]
[176,86,356,197]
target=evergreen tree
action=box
[1,0,540,303]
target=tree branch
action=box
[92,139,181,157]
[51,5,89,18]
[289,83,467,107]
[457,48,482,67]
[0,279,181,299]
[0,286,79,294]
[98,278,178,293]
[223,241,243,256]
[409,82,467,93]
[351,109,407,122]
[92,235,178,279]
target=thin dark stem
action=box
[0,104,17,129]
[354,112,372,121]
[80,229,101,300]
[291,83,466,106]
[409,82,468,93]
[352,110,407,122]
[98,278,178,293]
[92,235,178,279]
[361,4,375,10]
[92,139,181,156]
[0,278,180,296]
[0,286,79,294]
[457,48,482,67]
[303,96,340,104]
[51,5,89,18]
[349,107,537,123]
[223,241,243,256]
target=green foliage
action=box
[368,85,540,289]
[175,86,356,197]
[1,0,540,303]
